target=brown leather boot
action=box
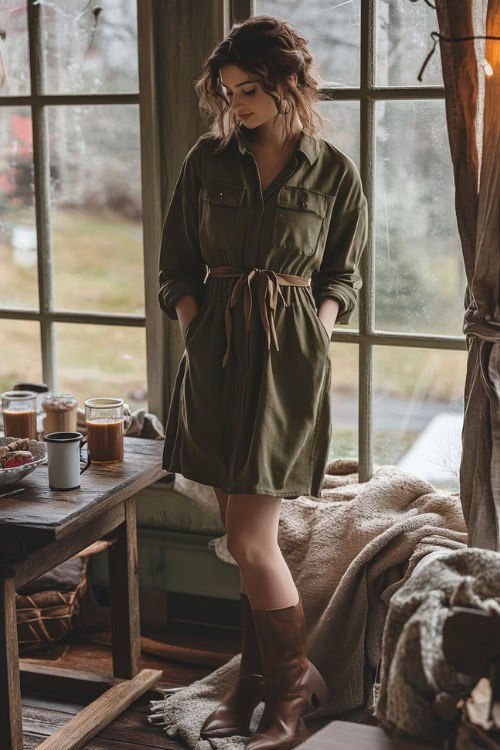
[199,592,265,738]
[245,590,331,750]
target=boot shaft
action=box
[252,594,309,688]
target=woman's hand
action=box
[181,309,199,343]
[175,295,199,343]
[317,298,339,340]
[318,317,333,341]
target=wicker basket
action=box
[16,555,89,645]
[15,538,115,647]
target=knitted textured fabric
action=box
[374,547,500,745]
[149,657,266,749]
[147,460,468,749]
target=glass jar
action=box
[1,390,38,439]
[42,394,78,437]
[84,397,126,464]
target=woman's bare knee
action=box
[227,535,278,567]
[213,486,228,528]
[225,493,282,561]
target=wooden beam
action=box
[35,668,163,750]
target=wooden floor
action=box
[17,616,242,750]
[16,588,387,750]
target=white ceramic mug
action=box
[44,432,91,490]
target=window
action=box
[252,0,467,491]
[0,1,468,493]
[0,0,147,416]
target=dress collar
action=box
[211,125,321,166]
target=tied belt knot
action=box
[207,266,311,368]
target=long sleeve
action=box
[311,158,368,325]
[158,141,207,321]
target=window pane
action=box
[48,105,144,316]
[41,0,138,95]
[319,100,361,331]
[1,2,30,95]
[0,320,42,394]
[374,346,466,492]
[254,1,360,87]
[376,0,444,87]
[329,342,359,461]
[0,108,39,309]
[56,323,147,412]
[319,100,360,168]
[375,99,465,337]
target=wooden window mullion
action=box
[28,0,57,390]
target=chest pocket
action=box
[273,186,331,257]
[199,181,246,253]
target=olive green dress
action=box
[158,126,368,498]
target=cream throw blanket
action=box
[147,459,468,749]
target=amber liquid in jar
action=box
[3,409,37,440]
[86,417,124,463]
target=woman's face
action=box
[219,64,284,129]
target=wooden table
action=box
[0,436,168,750]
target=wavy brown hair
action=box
[194,15,325,155]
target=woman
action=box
[158,15,368,750]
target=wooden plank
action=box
[108,497,141,679]
[0,465,165,533]
[20,662,165,706]
[22,734,176,750]
[54,467,166,541]
[22,709,175,750]
[0,437,167,520]
[20,662,119,698]
[5,502,125,586]
[34,668,163,750]
[0,576,23,750]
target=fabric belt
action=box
[207,266,311,368]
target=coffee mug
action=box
[44,432,91,490]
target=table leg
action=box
[0,576,23,749]
[108,495,141,679]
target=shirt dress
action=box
[158,125,368,498]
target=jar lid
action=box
[43,393,76,400]
[1,390,38,400]
[13,383,50,393]
[84,398,124,409]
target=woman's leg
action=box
[200,489,266,739]
[213,487,247,595]
[225,495,330,750]
[225,494,299,610]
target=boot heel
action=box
[304,660,330,707]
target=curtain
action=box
[434,0,500,551]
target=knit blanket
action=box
[147,459,468,749]
[374,546,500,746]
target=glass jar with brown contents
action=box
[42,394,78,436]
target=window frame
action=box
[0,0,160,415]
[0,1,467,486]
[243,0,467,483]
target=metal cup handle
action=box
[80,437,92,474]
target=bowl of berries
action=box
[0,437,48,488]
